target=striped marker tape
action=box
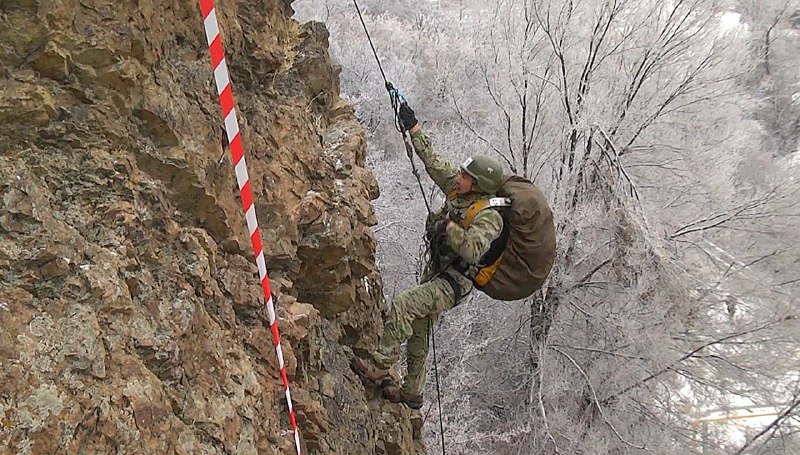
[198,1,302,453]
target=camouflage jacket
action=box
[410,129,504,277]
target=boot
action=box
[382,384,423,410]
[352,356,392,386]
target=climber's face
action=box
[453,170,475,195]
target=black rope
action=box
[352,0,388,86]
[429,318,447,454]
[352,0,432,215]
[353,1,444,452]
[405,134,433,214]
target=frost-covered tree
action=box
[738,0,800,157]
[294,1,800,453]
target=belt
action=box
[453,259,476,282]
[440,271,463,307]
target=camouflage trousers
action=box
[372,269,472,395]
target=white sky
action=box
[720,11,743,30]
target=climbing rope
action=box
[352,0,431,215]
[352,1,445,453]
[429,318,447,455]
[352,0,388,85]
[388,84,433,215]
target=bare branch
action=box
[553,347,649,451]
[734,396,800,454]
[607,321,786,402]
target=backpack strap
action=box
[454,197,512,288]
[462,197,511,228]
[453,219,511,287]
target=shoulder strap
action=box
[462,197,511,228]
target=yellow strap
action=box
[474,256,503,287]
[462,199,492,228]
[462,197,511,227]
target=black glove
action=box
[398,102,418,132]
[425,218,450,241]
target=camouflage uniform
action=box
[371,129,504,396]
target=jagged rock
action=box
[0,1,423,454]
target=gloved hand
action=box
[398,102,418,132]
[425,218,450,240]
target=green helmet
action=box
[461,155,504,193]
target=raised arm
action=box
[407,125,458,193]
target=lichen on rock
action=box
[0,1,422,454]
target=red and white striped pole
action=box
[198,1,301,453]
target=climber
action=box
[352,101,509,409]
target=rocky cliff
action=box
[0,1,422,453]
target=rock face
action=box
[0,1,422,454]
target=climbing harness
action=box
[352,1,446,453]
